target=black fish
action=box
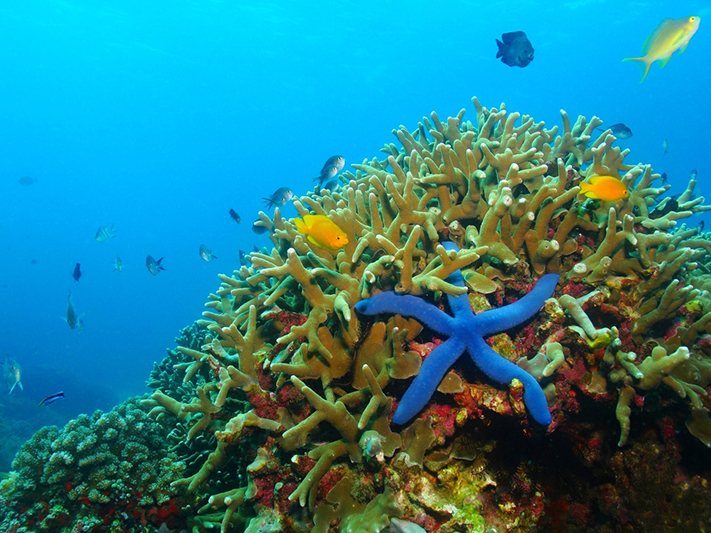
[238,249,251,267]
[650,198,678,219]
[661,172,668,185]
[229,208,241,224]
[146,255,166,276]
[495,31,534,67]
[597,123,633,139]
[699,220,705,234]
[39,391,65,407]
[72,263,82,282]
[251,219,270,235]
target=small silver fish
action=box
[66,292,79,329]
[146,254,166,275]
[112,255,123,273]
[95,223,117,243]
[2,356,22,394]
[663,138,669,154]
[691,169,698,181]
[199,244,217,262]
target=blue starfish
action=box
[355,242,558,426]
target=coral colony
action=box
[3,97,711,531]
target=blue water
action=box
[0,0,709,469]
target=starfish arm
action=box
[466,336,552,425]
[392,336,467,424]
[473,274,559,336]
[355,292,454,335]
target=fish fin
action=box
[641,18,674,55]
[18,382,23,391]
[501,31,525,44]
[294,217,307,234]
[623,57,651,82]
[9,382,15,394]
[579,182,598,199]
[302,214,322,226]
[658,55,673,68]
[306,235,322,248]
[495,39,506,58]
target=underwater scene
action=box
[1,1,711,532]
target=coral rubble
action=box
[3,97,711,532]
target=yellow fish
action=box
[579,176,630,202]
[294,214,348,251]
[624,16,700,82]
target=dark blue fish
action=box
[72,263,82,282]
[596,123,633,139]
[661,172,668,185]
[496,31,534,67]
[39,391,65,407]
[650,197,678,219]
[228,208,241,224]
[252,219,270,235]
[239,249,251,267]
[146,255,166,276]
[18,176,36,186]
[322,178,341,192]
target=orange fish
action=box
[294,214,348,251]
[624,16,700,82]
[579,176,630,202]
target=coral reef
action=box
[0,398,188,532]
[4,97,711,532]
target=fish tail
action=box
[622,56,651,83]
[293,217,307,234]
[495,39,505,58]
[578,182,591,195]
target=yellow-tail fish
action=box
[293,214,348,251]
[624,16,700,82]
[3,356,22,394]
[579,176,630,202]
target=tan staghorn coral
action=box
[134,97,711,532]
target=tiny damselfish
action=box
[293,214,348,251]
[579,175,630,202]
